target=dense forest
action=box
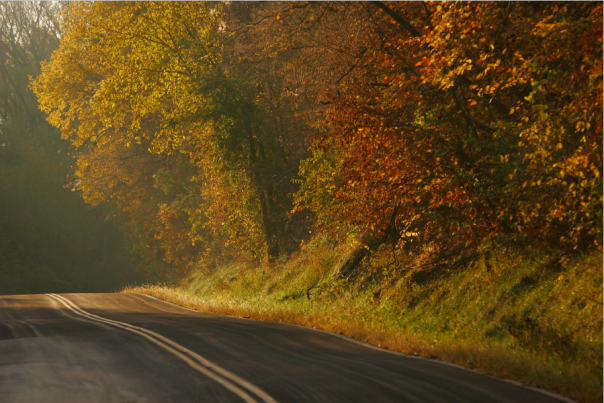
[26,1,603,284]
[0,2,140,294]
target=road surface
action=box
[0,293,571,403]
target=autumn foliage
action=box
[33,2,602,280]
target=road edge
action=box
[128,292,577,403]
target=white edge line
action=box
[47,294,277,403]
[129,292,577,403]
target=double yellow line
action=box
[46,293,277,403]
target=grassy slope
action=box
[124,238,602,403]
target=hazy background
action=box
[0,2,142,294]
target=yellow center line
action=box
[46,293,277,403]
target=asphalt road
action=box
[0,293,571,403]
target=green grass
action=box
[124,237,603,403]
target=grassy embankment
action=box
[124,236,603,403]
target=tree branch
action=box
[372,1,421,37]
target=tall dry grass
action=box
[123,238,602,403]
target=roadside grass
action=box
[123,238,602,403]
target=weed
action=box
[123,244,602,403]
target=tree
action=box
[33,2,312,278]
[272,1,602,274]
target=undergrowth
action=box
[124,236,603,403]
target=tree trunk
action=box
[335,205,399,280]
[245,114,280,262]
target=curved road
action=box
[0,293,571,403]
